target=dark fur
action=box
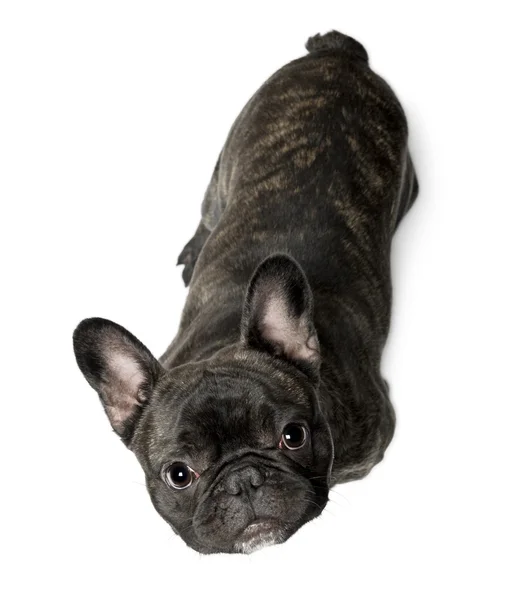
[73,31,418,554]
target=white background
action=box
[1,1,531,598]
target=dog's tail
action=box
[305,31,368,62]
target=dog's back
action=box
[172,31,417,367]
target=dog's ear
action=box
[73,318,164,443]
[241,254,320,379]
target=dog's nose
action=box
[223,465,265,495]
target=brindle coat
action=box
[170,30,418,484]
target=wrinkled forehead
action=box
[139,366,314,467]
[179,370,311,448]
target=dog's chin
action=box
[232,519,286,554]
[170,471,329,554]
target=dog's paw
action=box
[177,223,211,287]
[177,244,196,287]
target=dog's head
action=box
[73,255,333,553]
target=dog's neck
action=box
[160,286,391,483]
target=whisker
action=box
[131,480,147,488]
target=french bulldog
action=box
[73,30,418,554]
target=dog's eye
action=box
[164,462,196,490]
[281,424,307,450]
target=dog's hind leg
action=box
[177,222,211,286]
[177,155,225,286]
[391,151,418,233]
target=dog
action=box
[73,31,418,554]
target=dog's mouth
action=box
[184,460,328,554]
[233,519,284,554]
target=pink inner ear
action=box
[260,294,319,364]
[110,353,145,395]
[101,351,146,429]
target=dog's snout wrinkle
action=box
[223,464,265,495]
